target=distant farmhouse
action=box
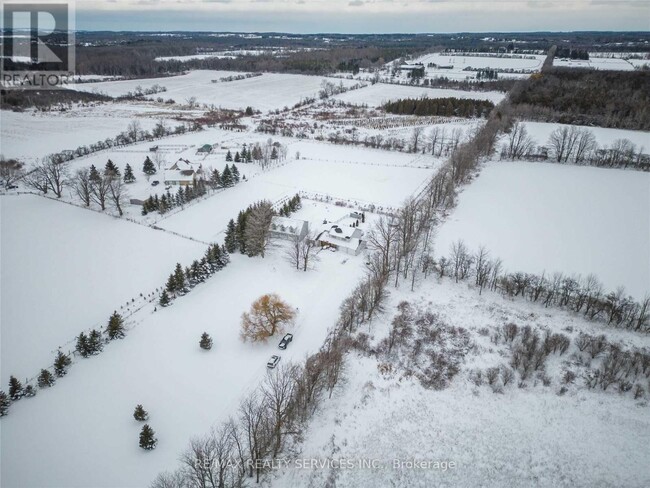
[269,216,309,241]
[164,158,204,187]
[398,63,425,78]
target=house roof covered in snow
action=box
[270,216,308,235]
[164,158,203,183]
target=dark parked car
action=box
[278,333,293,350]
[267,355,281,369]
[151,181,160,186]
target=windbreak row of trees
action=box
[383,96,495,118]
[437,241,649,332]
[501,122,649,170]
[0,311,125,417]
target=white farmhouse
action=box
[164,159,204,187]
[269,216,309,241]
[316,223,366,256]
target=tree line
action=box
[383,96,495,118]
[0,311,125,417]
[501,121,649,171]
[509,68,650,130]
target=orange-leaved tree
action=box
[240,294,296,342]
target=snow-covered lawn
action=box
[1,243,368,488]
[0,195,205,386]
[332,83,506,107]
[72,71,358,112]
[521,121,650,149]
[158,155,434,242]
[435,161,650,299]
[268,278,650,488]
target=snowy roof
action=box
[270,216,308,235]
[329,224,363,240]
[164,159,203,183]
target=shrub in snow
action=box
[8,376,24,400]
[139,424,157,450]
[24,385,36,398]
[53,350,72,377]
[133,404,149,422]
[199,332,213,350]
[38,369,56,388]
[0,391,10,416]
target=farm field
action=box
[553,57,639,70]
[0,242,369,488]
[0,103,185,162]
[332,83,506,107]
[0,195,206,387]
[435,161,650,300]
[411,52,546,79]
[269,278,650,488]
[72,71,359,112]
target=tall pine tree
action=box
[139,424,157,450]
[123,164,136,183]
[143,156,156,176]
[8,376,23,400]
[107,311,126,340]
[54,350,72,377]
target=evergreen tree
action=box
[24,385,36,398]
[105,159,120,177]
[236,210,248,254]
[224,219,238,253]
[76,332,90,358]
[199,332,213,350]
[165,274,177,295]
[106,311,126,340]
[231,164,240,183]
[245,106,254,116]
[37,369,56,388]
[225,150,233,162]
[123,164,136,183]
[271,147,278,160]
[89,164,101,184]
[210,169,221,189]
[143,156,156,176]
[234,151,241,163]
[159,290,171,307]
[139,424,157,450]
[173,263,186,292]
[8,376,24,400]
[133,404,149,421]
[0,391,9,417]
[54,350,72,377]
[176,186,185,206]
[88,329,104,354]
[221,165,233,187]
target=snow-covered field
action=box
[553,56,643,71]
[158,155,434,242]
[410,52,546,80]
[72,71,358,112]
[269,279,650,488]
[332,83,506,107]
[521,121,650,149]
[436,161,650,299]
[1,241,368,488]
[0,195,205,387]
[0,104,182,162]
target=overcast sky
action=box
[74,0,650,32]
